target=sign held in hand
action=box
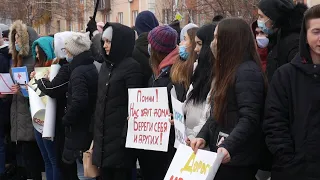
[126,87,171,152]
[164,145,223,180]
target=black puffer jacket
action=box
[197,60,265,167]
[62,51,98,164]
[92,23,144,168]
[263,15,320,180]
[266,3,307,82]
[132,32,152,87]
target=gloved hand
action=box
[86,17,97,38]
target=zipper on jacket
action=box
[151,69,167,87]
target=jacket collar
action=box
[69,51,94,71]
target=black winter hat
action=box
[258,0,295,23]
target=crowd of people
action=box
[0,0,320,180]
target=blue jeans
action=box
[76,159,96,180]
[34,129,61,180]
[0,128,5,174]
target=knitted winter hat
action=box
[64,32,91,56]
[258,0,294,23]
[148,25,178,53]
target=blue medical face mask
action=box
[66,56,73,63]
[257,19,273,35]
[15,44,21,52]
[148,44,151,56]
[179,45,189,60]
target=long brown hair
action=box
[212,18,267,123]
[150,48,169,77]
[171,27,198,89]
[34,45,48,67]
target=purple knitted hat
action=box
[148,25,178,53]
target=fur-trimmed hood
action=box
[9,20,38,58]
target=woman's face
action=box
[258,9,273,29]
[194,36,202,55]
[211,26,218,59]
[15,33,20,45]
[180,32,192,52]
[103,39,112,55]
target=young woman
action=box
[184,24,216,142]
[92,23,144,180]
[9,20,44,180]
[61,32,98,180]
[191,18,267,180]
[137,25,178,180]
[30,36,61,180]
[170,26,198,101]
[35,31,79,180]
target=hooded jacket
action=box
[263,3,307,82]
[135,11,159,36]
[32,36,55,60]
[93,23,144,168]
[9,21,38,142]
[32,36,55,66]
[263,15,320,180]
[132,32,153,87]
[62,50,98,164]
[251,21,268,72]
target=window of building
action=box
[118,12,123,24]
[132,10,138,25]
[106,13,110,22]
[37,26,41,35]
[68,21,73,31]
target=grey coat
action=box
[9,21,38,142]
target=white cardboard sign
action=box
[126,87,171,152]
[164,145,223,180]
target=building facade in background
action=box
[4,0,320,36]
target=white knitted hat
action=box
[64,32,91,56]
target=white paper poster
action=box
[164,145,223,180]
[171,88,187,148]
[42,64,61,140]
[125,87,171,152]
[0,73,15,94]
[29,88,46,132]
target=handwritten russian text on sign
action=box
[126,87,171,152]
[171,89,187,148]
[164,145,223,180]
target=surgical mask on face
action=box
[15,44,21,52]
[179,45,189,60]
[66,56,73,63]
[256,36,269,48]
[257,19,273,35]
[148,44,151,56]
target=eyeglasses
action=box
[61,48,66,53]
